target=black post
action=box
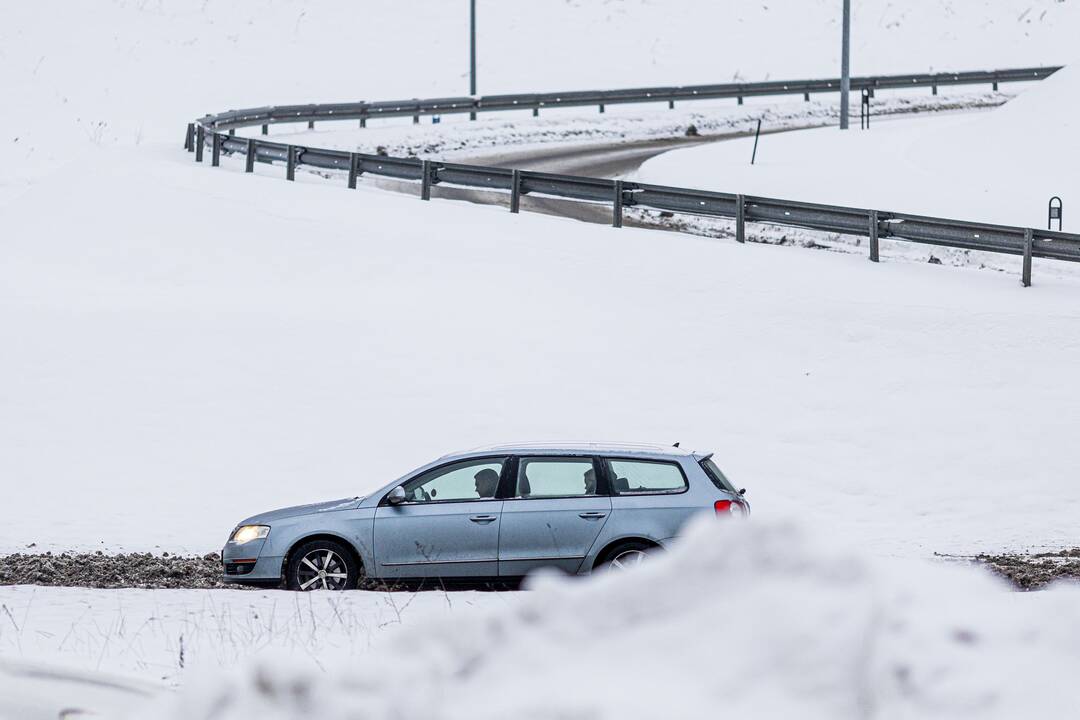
[1022,229,1033,287]
[184,123,194,151]
[532,107,539,117]
[261,124,268,135]
[469,0,477,120]
[735,194,746,243]
[737,96,744,105]
[360,116,367,129]
[286,146,297,181]
[307,120,315,130]
[599,103,605,113]
[669,100,675,109]
[804,92,810,102]
[348,153,360,189]
[869,210,879,262]
[195,125,204,162]
[510,169,521,213]
[229,128,235,136]
[932,85,938,96]
[612,180,624,228]
[420,160,433,200]
[211,132,221,167]
[750,119,762,165]
[245,138,256,173]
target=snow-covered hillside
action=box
[4,0,1078,201]
[636,61,1080,229]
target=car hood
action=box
[239,497,362,525]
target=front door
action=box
[373,457,507,578]
[498,456,611,576]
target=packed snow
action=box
[149,521,1080,720]
[636,61,1080,230]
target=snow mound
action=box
[153,521,1080,720]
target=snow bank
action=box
[635,59,1080,229]
[154,521,1080,720]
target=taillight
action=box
[714,499,747,517]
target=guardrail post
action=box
[599,103,605,113]
[195,125,204,162]
[1022,229,1033,287]
[229,129,235,136]
[360,116,367,128]
[869,210,879,262]
[532,107,539,117]
[245,138,256,173]
[286,146,298,181]
[738,96,744,105]
[184,123,194,151]
[510,169,521,213]
[669,100,675,110]
[211,132,221,167]
[992,81,999,92]
[348,153,360,189]
[735,195,746,243]
[420,160,433,200]
[307,120,315,130]
[612,181,624,228]
[932,84,938,95]
[261,124,268,135]
[803,92,810,102]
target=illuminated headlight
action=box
[231,525,270,544]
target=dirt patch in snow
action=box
[0,552,228,589]
[977,549,1080,590]
[2,548,1078,591]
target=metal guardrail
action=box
[187,65,1078,286]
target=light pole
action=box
[469,0,477,120]
[840,0,851,129]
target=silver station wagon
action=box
[222,443,748,590]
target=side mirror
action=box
[387,486,407,505]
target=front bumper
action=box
[221,554,284,584]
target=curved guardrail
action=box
[186,65,1077,286]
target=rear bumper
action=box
[221,554,284,585]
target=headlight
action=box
[231,525,270,544]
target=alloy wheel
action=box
[296,549,350,591]
[609,548,647,571]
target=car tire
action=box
[600,541,653,572]
[285,539,361,591]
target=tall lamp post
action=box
[840,0,851,129]
[469,0,477,120]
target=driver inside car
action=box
[473,469,500,499]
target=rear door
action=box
[498,456,611,576]
[374,457,507,578]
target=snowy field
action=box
[4,1,1080,717]
[636,62,1080,229]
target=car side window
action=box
[401,458,506,503]
[606,459,688,495]
[516,457,598,499]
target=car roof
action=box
[442,441,700,461]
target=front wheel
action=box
[286,539,361,591]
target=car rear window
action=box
[606,459,687,494]
[700,457,737,493]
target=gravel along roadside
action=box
[2,550,1078,590]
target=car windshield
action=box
[700,457,736,493]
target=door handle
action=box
[578,512,607,520]
[469,515,497,524]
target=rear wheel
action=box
[286,539,360,591]
[600,541,654,572]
